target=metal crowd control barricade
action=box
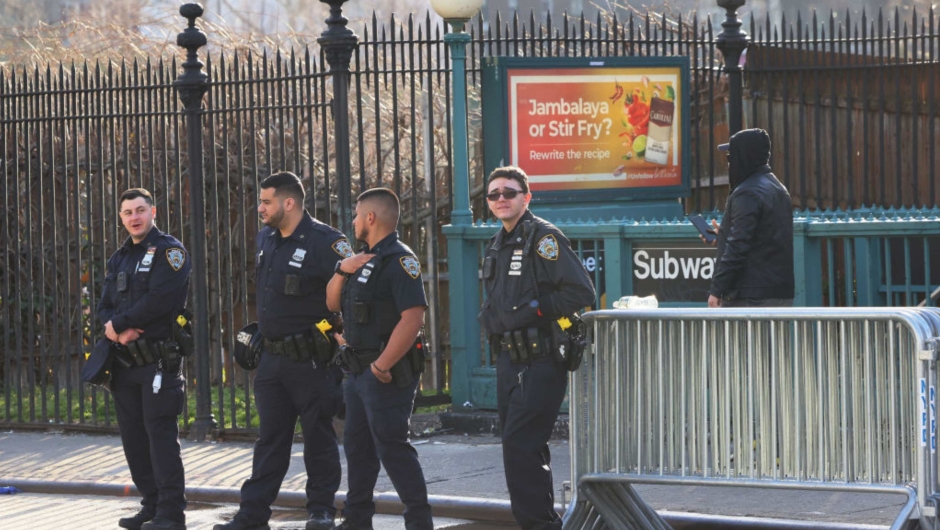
[566,308,940,530]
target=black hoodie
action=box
[710,129,794,301]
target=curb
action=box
[1,478,517,524]
[1,478,889,530]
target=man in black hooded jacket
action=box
[708,128,794,307]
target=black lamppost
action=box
[716,0,749,135]
[175,3,217,441]
[318,0,358,237]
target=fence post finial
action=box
[176,3,208,109]
[175,2,217,442]
[716,0,749,135]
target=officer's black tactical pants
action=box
[342,371,432,530]
[497,352,568,530]
[112,363,187,524]
[238,351,342,523]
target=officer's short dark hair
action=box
[260,171,305,204]
[357,188,399,213]
[486,166,530,194]
[120,188,154,206]
[357,188,400,225]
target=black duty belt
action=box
[114,337,179,368]
[262,330,334,364]
[490,326,552,364]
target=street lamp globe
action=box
[430,0,483,22]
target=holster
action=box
[159,340,183,374]
[551,317,588,372]
[335,345,365,373]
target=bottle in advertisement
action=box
[644,96,675,165]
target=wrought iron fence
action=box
[1,5,938,430]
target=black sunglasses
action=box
[486,188,523,201]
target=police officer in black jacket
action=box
[97,188,191,530]
[479,167,595,530]
[326,188,432,530]
[214,172,353,530]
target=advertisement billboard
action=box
[483,57,690,203]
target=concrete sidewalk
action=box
[0,429,910,529]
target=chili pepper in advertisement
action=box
[609,82,623,103]
[625,89,650,137]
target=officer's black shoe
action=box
[333,520,373,530]
[118,509,156,530]
[212,515,271,530]
[306,510,334,530]
[140,517,186,530]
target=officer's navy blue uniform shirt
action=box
[342,231,427,351]
[256,211,353,339]
[96,226,191,340]
[479,210,595,336]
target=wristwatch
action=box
[334,260,351,278]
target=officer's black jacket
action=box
[711,128,794,300]
[341,231,427,351]
[479,210,595,336]
[96,226,191,340]
[256,211,353,340]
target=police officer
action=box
[326,188,432,530]
[479,166,595,530]
[214,172,352,530]
[97,188,191,530]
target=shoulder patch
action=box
[332,238,354,258]
[536,234,559,260]
[400,256,421,279]
[166,248,186,271]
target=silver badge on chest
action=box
[289,248,307,268]
[358,261,376,283]
[508,249,523,275]
[139,246,157,273]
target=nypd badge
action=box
[400,256,421,279]
[290,248,307,268]
[332,239,354,258]
[166,248,186,271]
[536,234,559,260]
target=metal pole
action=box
[716,0,749,135]
[445,20,473,226]
[442,16,478,409]
[175,2,216,441]
[318,0,358,237]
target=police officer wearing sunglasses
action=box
[214,172,353,530]
[97,188,191,530]
[479,166,595,530]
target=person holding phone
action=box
[705,128,794,308]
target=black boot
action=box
[333,520,373,530]
[212,514,271,530]
[141,517,186,530]
[119,509,155,530]
[306,510,335,530]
